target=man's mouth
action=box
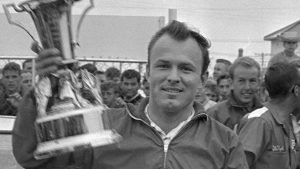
[162,87,183,94]
[241,93,253,98]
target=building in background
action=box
[264,20,300,56]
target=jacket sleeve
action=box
[12,90,93,169]
[224,132,249,169]
[12,89,50,168]
[237,117,271,167]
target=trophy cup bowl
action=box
[3,0,122,159]
[34,105,121,159]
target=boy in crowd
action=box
[100,81,125,108]
[95,70,106,85]
[120,69,144,106]
[105,67,121,83]
[213,58,232,80]
[1,62,26,115]
[141,77,150,97]
[217,74,231,101]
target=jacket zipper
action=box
[127,110,206,169]
[163,113,206,168]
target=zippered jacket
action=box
[207,91,263,130]
[13,91,248,169]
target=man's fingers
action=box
[36,65,60,76]
[35,48,63,76]
[36,56,62,70]
[37,48,61,60]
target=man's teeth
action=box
[164,88,181,93]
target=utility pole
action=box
[261,53,265,68]
[168,9,177,23]
[238,48,243,57]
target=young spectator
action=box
[21,70,33,88]
[0,80,17,116]
[22,59,33,71]
[105,67,121,83]
[100,82,125,108]
[1,62,25,115]
[257,80,269,103]
[80,63,97,75]
[141,77,150,97]
[2,62,23,95]
[238,62,300,169]
[217,74,231,101]
[195,84,216,110]
[213,58,231,80]
[120,69,144,105]
[204,79,219,102]
[95,70,106,84]
[207,56,263,131]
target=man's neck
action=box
[147,101,194,133]
[284,50,295,57]
[124,93,139,102]
[268,98,293,120]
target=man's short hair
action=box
[142,77,148,85]
[216,74,230,85]
[105,67,121,80]
[80,63,97,75]
[95,70,104,75]
[204,79,219,95]
[2,62,21,75]
[147,20,211,76]
[265,62,299,99]
[216,59,232,71]
[229,57,261,79]
[121,69,141,84]
[100,82,121,95]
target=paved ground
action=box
[0,134,23,169]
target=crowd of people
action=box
[0,60,151,115]
[6,20,300,169]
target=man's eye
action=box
[181,67,193,72]
[157,64,169,69]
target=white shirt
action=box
[145,104,195,152]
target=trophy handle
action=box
[74,0,94,47]
[2,3,37,42]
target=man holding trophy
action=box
[8,1,248,168]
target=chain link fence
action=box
[0,56,148,75]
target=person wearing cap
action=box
[237,62,300,169]
[267,31,300,67]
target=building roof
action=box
[264,20,300,41]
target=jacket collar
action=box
[227,91,263,110]
[126,97,208,124]
[264,102,291,126]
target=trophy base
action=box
[34,130,121,159]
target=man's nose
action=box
[244,81,251,89]
[167,68,180,83]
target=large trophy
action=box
[3,0,121,159]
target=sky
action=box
[2,0,300,65]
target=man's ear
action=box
[294,85,299,97]
[228,78,233,90]
[146,65,150,80]
[201,71,209,84]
